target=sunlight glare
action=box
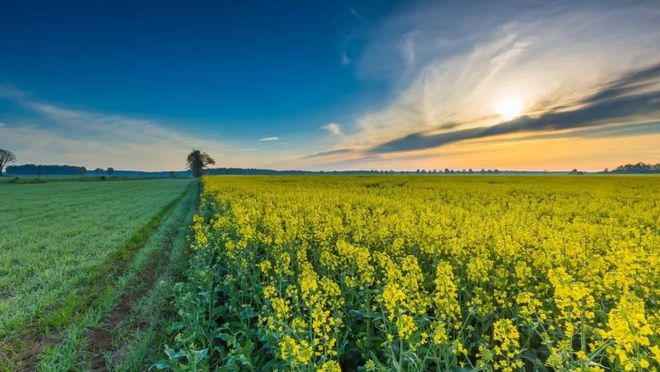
[495,96,524,120]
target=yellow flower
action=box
[605,293,653,368]
[279,336,314,366]
[396,314,416,340]
[296,340,314,365]
[319,360,342,372]
[263,285,276,300]
[545,352,563,369]
[271,297,289,319]
[381,283,406,318]
[257,259,272,274]
[492,319,523,371]
[430,321,449,345]
[292,317,307,334]
[433,261,461,325]
[650,345,660,363]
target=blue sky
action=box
[2,0,660,171]
[0,1,393,136]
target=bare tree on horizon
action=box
[0,149,16,177]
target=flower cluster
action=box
[492,319,524,371]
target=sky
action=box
[1,0,659,171]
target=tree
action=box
[0,149,16,177]
[94,167,104,176]
[107,167,114,176]
[611,162,660,173]
[187,149,216,178]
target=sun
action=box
[494,96,524,120]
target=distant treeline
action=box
[6,164,87,175]
[6,164,190,177]
[3,165,546,176]
[207,167,313,175]
[206,168,509,175]
[6,163,659,177]
[206,168,410,175]
[608,162,660,173]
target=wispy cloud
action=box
[399,31,418,67]
[341,52,351,66]
[348,7,364,21]
[0,96,265,170]
[371,63,660,153]
[0,83,26,99]
[322,123,343,135]
[316,1,660,163]
[303,148,351,159]
[26,102,201,145]
[258,136,280,142]
[487,121,660,145]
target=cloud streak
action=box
[341,53,351,66]
[303,148,351,159]
[0,83,25,99]
[372,63,660,153]
[0,96,265,170]
[258,136,280,142]
[348,7,364,21]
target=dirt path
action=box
[85,183,198,371]
[86,224,176,370]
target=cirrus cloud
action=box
[303,0,660,170]
[322,123,343,136]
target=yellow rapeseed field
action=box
[166,175,659,371]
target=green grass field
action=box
[0,178,195,370]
